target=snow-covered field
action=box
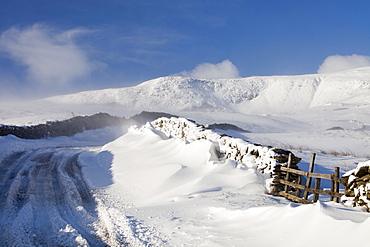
[1,67,370,246]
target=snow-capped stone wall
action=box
[342,160,370,211]
[151,117,301,177]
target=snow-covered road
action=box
[0,146,170,247]
[0,148,110,246]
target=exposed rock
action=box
[0,111,177,139]
[342,161,370,211]
[206,123,250,132]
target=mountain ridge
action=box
[42,67,370,114]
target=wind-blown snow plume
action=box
[179,59,240,79]
[318,54,370,74]
[0,24,94,84]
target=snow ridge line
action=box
[151,117,300,175]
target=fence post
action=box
[295,175,301,197]
[313,178,321,202]
[303,153,316,200]
[284,153,292,193]
[331,167,340,202]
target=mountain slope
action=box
[43,67,370,114]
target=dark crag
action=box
[0,111,177,139]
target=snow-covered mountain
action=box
[43,67,370,114]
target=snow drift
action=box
[94,117,370,246]
[101,119,274,206]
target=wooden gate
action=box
[274,153,344,204]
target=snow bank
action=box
[103,122,268,206]
[204,201,370,247]
[100,117,301,205]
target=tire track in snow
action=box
[0,148,111,246]
[0,151,30,211]
[51,150,107,246]
[63,152,97,214]
[31,152,55,245]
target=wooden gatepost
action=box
[275,153,344,204]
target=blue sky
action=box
[1,0,370,99]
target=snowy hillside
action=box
[43,67,370,114]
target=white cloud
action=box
[318,54,370,74]
[179,60,240,79]
[0,24,94,84]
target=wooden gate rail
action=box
[274,153,345,204]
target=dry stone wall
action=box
[151,117,301,192]
[342,161,370,211]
